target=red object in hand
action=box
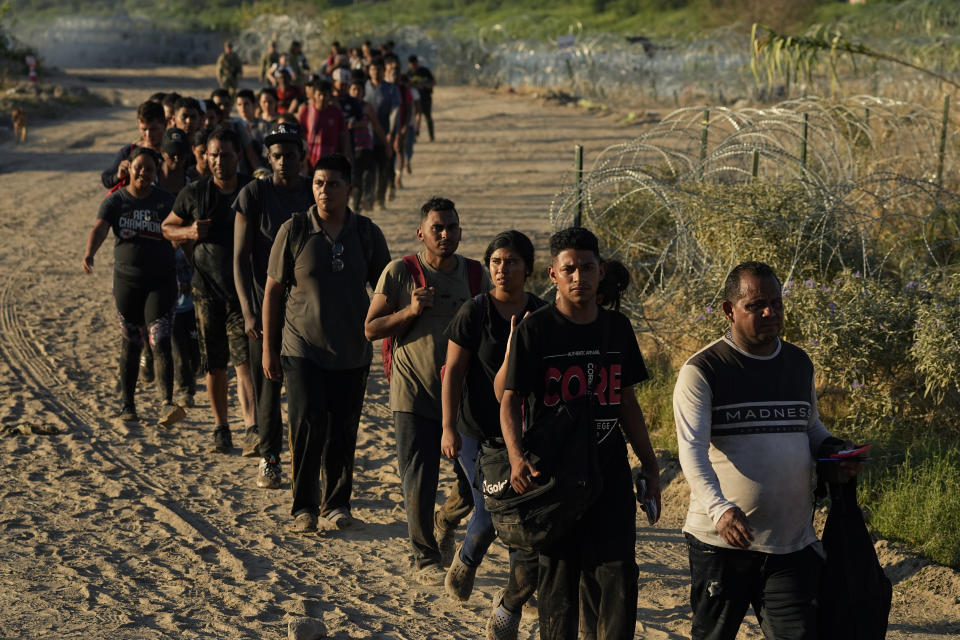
[830,444,873,459]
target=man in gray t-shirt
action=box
[365,197,491,585]
[261,154,390,533]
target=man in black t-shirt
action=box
[407,55,435,142]
[162,126,255,454]
[233,122,314,486]
[501,227,662,640]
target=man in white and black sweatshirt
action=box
[674,261,863,640]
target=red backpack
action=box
[382,254,484,383]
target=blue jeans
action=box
[457,433,498,566]
[460,433,539,614]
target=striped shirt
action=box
[674,333,832,553]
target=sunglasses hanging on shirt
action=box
[317,218,345,273]
[331,241,344,272]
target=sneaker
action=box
[321,508,356,530]
[212,425,233,454]
[434,512,456,567]
[158,403,186,428]
[176,391,195,408]
[414,563,446,586]
[288,511,318,533]
[486,590,521,640]
[241,426,260,457]
[445,544,477,602]
[117,405,138,422]
[139,350,154,384]
[257,457,282,489]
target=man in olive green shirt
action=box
[217,41,243,93]
[365,197,490,585]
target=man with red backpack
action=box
[365,197,490,585]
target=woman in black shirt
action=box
[82,147,185,427]
[441,230,544,633]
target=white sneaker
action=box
[257,457,282,489]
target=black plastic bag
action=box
[818,478,892,640]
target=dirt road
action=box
[0,65,956,639]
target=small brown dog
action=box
[11,107,27,143]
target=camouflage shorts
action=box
[193,293,248,371]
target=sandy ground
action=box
[0,64,958,639]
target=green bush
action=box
[634,354,678,454]
[911,281,960,405]
[784,273,922,438]
[860,442,960,568]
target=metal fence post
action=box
[699,108,710,167]
[937,94,950,187]
[800,112,809,169]
[574,144,584,227]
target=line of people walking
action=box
[81,53,866,637]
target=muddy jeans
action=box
[538,452,638,640]
[351,148,375,211]
[685,534,823,640]
[395,411,473,569]
[375,144,394,206]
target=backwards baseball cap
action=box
[162,127,190,156]
[263,121,304,147]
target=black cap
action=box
[264,121,304,147]
[162,127,190,156]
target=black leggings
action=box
[114,275,177,408]
[172,308,201,394]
